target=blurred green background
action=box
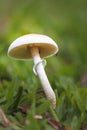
[0,0,87,83]
[0,0,87,129]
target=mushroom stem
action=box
[30,47,56,109]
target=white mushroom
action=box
[8,34,59,109]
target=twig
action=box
[0,107,10,127]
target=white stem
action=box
[30,47,56,109]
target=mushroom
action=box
[7,34,59,109]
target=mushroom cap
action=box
[8,34,59,60]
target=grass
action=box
[0,59,87,129]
